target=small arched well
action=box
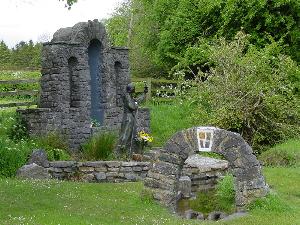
[144,127,269,211]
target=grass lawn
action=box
[149,102,198,147]
[0,167,299,225]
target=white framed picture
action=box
[196,127,216,152]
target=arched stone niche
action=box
[17,19,150,152]
[144,127,269,211]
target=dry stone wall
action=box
[46,161,150,182]
[182,155,229,194]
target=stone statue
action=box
[117,83,148,155]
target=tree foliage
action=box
[0,40,42,70]
[106,0,300,77]
[185,33,300,152]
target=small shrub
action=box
[216,174,235,212]
[0,139,35,178]
[34,132,71,161]
[82,132,117,160]
[259,139,300,167]
[189,189,217,215]
[46,148,71,161]
[189,174,235,215]
[7,113,29,141]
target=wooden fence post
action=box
[146,78,152,102]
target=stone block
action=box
[79,167,94,172]
[108,167,120,172]
[27,149,49,167]
[159,152,183,165]
[49,167,63,173]
[95,172,107,181]
[142,166,150,171]
[94,167,107,172]
[132,167,142,172]
[120,167,132,172]
[81,174,95,182]
[152,161,180,176]
[82,161,107,167]
[178,176,192,198]
[63,167,76,173]
[147,171,176,183]
[144,177,175,191]
[16,163,51,179]
[184,210,203,220]
[121,162,138,167]
[124,173,137,181]
[49,161,76,168]
[106,161,121,167]
[106,172,119,177]
[151,189,175,207]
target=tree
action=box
[107,0,300,78]
[0,41,11,69]
[60,0,78,9]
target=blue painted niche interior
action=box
[88,39,103,125]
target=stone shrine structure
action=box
[144,127,269,211]
[18,20,150,151]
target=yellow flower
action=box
[137,131,153,143]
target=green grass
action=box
[149,101,200,146]
[259,139,300,167]
[0,167,299,224]
[0,180,181,225]
[82,131,118,160]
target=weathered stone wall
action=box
[17,20,150,152]
[182,155,229,194]
[46,161,150,183]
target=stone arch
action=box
[52,20,109,49]
[144,127,269,211]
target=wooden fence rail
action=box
[0,78,40,108]
[0,78,40,85]
[0,77,179,108]
[0,90,39,97]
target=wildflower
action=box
[136,131,153,144]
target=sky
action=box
[0,0,122,48]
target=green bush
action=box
[0,139,36,178]
[7,113,29,141]
[259,139,300,167]
[189,189,217,215]
[81,132,117,160]
[216,174,235,212]
[34,132,71,161]
[178,32,300,152]
[189,174,235,215]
